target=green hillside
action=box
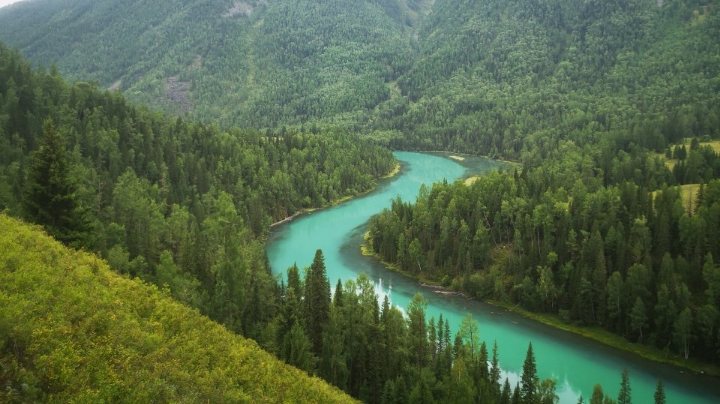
[0,39,395,349]
[2,0,718,160]
[0,214,357,403]
[383,0,720,157]
[0,0,417,128]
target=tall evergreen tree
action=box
[407,292,428,369]
[287,263,303,299]
[653,380,666,404]
[490,340,502,399]
[305,249,331,355]
[521,342,538,404]
[22,118,88,247]
[500,378,512,404]
[617,368,632,404]
[511,383,521,404]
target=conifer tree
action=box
[653,380,665,404]
[500,378,511,404]
[590,384,605,404]
[287,263,303,299]
[521,342,538,404]
[22,118,88,247]
[490,340,502,399]
[284,322,315,373]
[478,341,489,381]
[512,383,521,404]
[617,368,632,404]
[304,250,331,355]
[408,292,428,369]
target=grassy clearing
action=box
[653,138,720,170]
[651,183,700,213]
[679,183,701,212]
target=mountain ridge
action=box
[1,0,718,161]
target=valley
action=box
[1,0,720,403]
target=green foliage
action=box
[654,379,666,404]
[0,0,414,129]
[617,368,632,404]
[22,118,89,247]
[368,146,720,365]
[304,249,331,355]
[521,343,538,404]
[2,0,719,161]
[0,40,396,344]
[0,0,717,401]
[0,214,357,403]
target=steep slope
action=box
[381,0,720,156]
[0,40,396,347]
[1,0,718,159]
[0,0,417,127]
[0,214,357,403]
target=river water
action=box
[267,152,720,404]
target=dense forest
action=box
[2,0,718,161]
[0,214,357,403]
[0,33,675,404]
[369,139,720,363]
[0,41,395,342]
[1,213,663,403]
[363,0,720,370]
[263,248,665,404]
[2,0,720,402]
[0,0,417,128]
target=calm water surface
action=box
[267,152,720,404]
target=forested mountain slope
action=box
[1,0,718,160]
[382,0,720,157]
[0,0,418,128]
[0,41,395,343]
[0,214,357,403]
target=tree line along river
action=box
[266,152,720,404]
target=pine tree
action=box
[490,340,502,399]
[500,378,511,404]
[654,380,666,404]
[521,342,537,404]
[320,304,348,389]
[590,384,605,404]
[22,118,88,247]
[333,278,344,307]
[408,292,428,369]
[304,249,331,355]
[284,322,315,373]
[478,341,489,382]
[287,263,303,299]
[629,297,647,342]
[617,368,632,404]
[511,383,521,404]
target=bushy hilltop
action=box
[1,0,718,160]
[0,214,358,403]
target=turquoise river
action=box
[267,152,720,403]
